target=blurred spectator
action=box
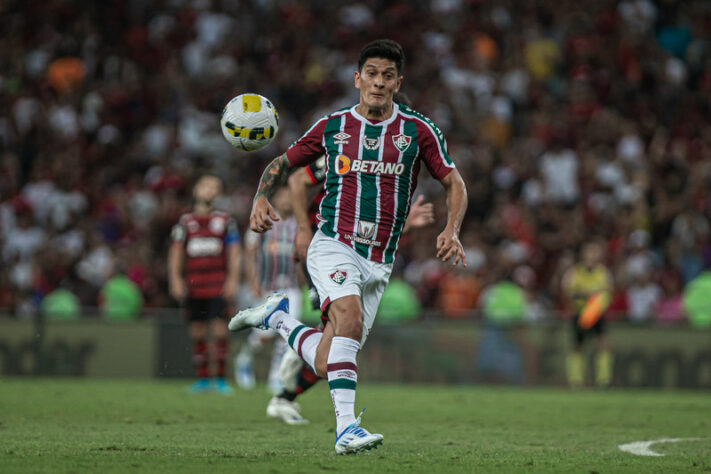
[41,288,81,321]
[655,271,684,325]
[99,273,143,321]
[436,267,482,319]
[2,198,46,263]
[0,0,709,329]
[476,277,535,385]
[683,271,711,329]
[377,278,420,324]
[539,140,580,206]
[626,272,662,323]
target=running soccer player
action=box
[265,157,435,426]
[229,39,467,453]
[168,175,241,394]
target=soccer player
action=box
[265,159,435,426]
[562,241,614,388]
[236,186,303,395]
[168,175,241,394]
[230,39,467,453]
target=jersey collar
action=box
[350,102,400,127]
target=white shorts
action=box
[306,230,393,345]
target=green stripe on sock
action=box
[328,378,357,390]
[287,325,308,349]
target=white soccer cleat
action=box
[266,396,309,425]
[228,293,289,331]
[334,409,383,455]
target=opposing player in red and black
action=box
[168,175,241,394]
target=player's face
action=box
[193,176,221,203]
[355,58,403,110]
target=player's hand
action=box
[250,196,280,233]
[169,278,187,302]
[406,195,435,229]
[436,227,467,267]
[294,226,313,261]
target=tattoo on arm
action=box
[254,154,291,201]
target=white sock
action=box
[327,336,360,434]
[272,315,322,371]
[268,338,286,383]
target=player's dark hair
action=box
[358,39,405,76]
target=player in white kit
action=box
[235,187,303,395]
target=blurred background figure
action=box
[0,0,709,390]
[168,175,241,394]
[41,287,80,321]
[235,186,302,393]
[100,271,143,321]
[476,270,535,385]
[562,242,613,388]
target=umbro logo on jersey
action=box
[330,270,347,285]
[392,133,412,152]
[333,132,351,144]
[362,136,380,150]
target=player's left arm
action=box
[436,169,467,267]
[222,218,242,301]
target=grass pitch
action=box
[0,379,709,473]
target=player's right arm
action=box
[250,117,329,234]
[251,154,291,233]
[168,220,187,302]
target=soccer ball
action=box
[220,93,279,151]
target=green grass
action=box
[0,379,709,473]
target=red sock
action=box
[295,365,321,395]
[193,340,209,379]
[216,338,228,378]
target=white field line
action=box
[618,438,702,456]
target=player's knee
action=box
[330,297,363,340]
[341,317,363,340]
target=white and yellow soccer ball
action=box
[220,93,279,151]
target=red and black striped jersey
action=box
[171,210,240,299]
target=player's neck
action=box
[356,101,394,121]
[194,202,212,215]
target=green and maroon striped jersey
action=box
[286,103,455,264]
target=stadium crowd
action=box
[1,0,710,325]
